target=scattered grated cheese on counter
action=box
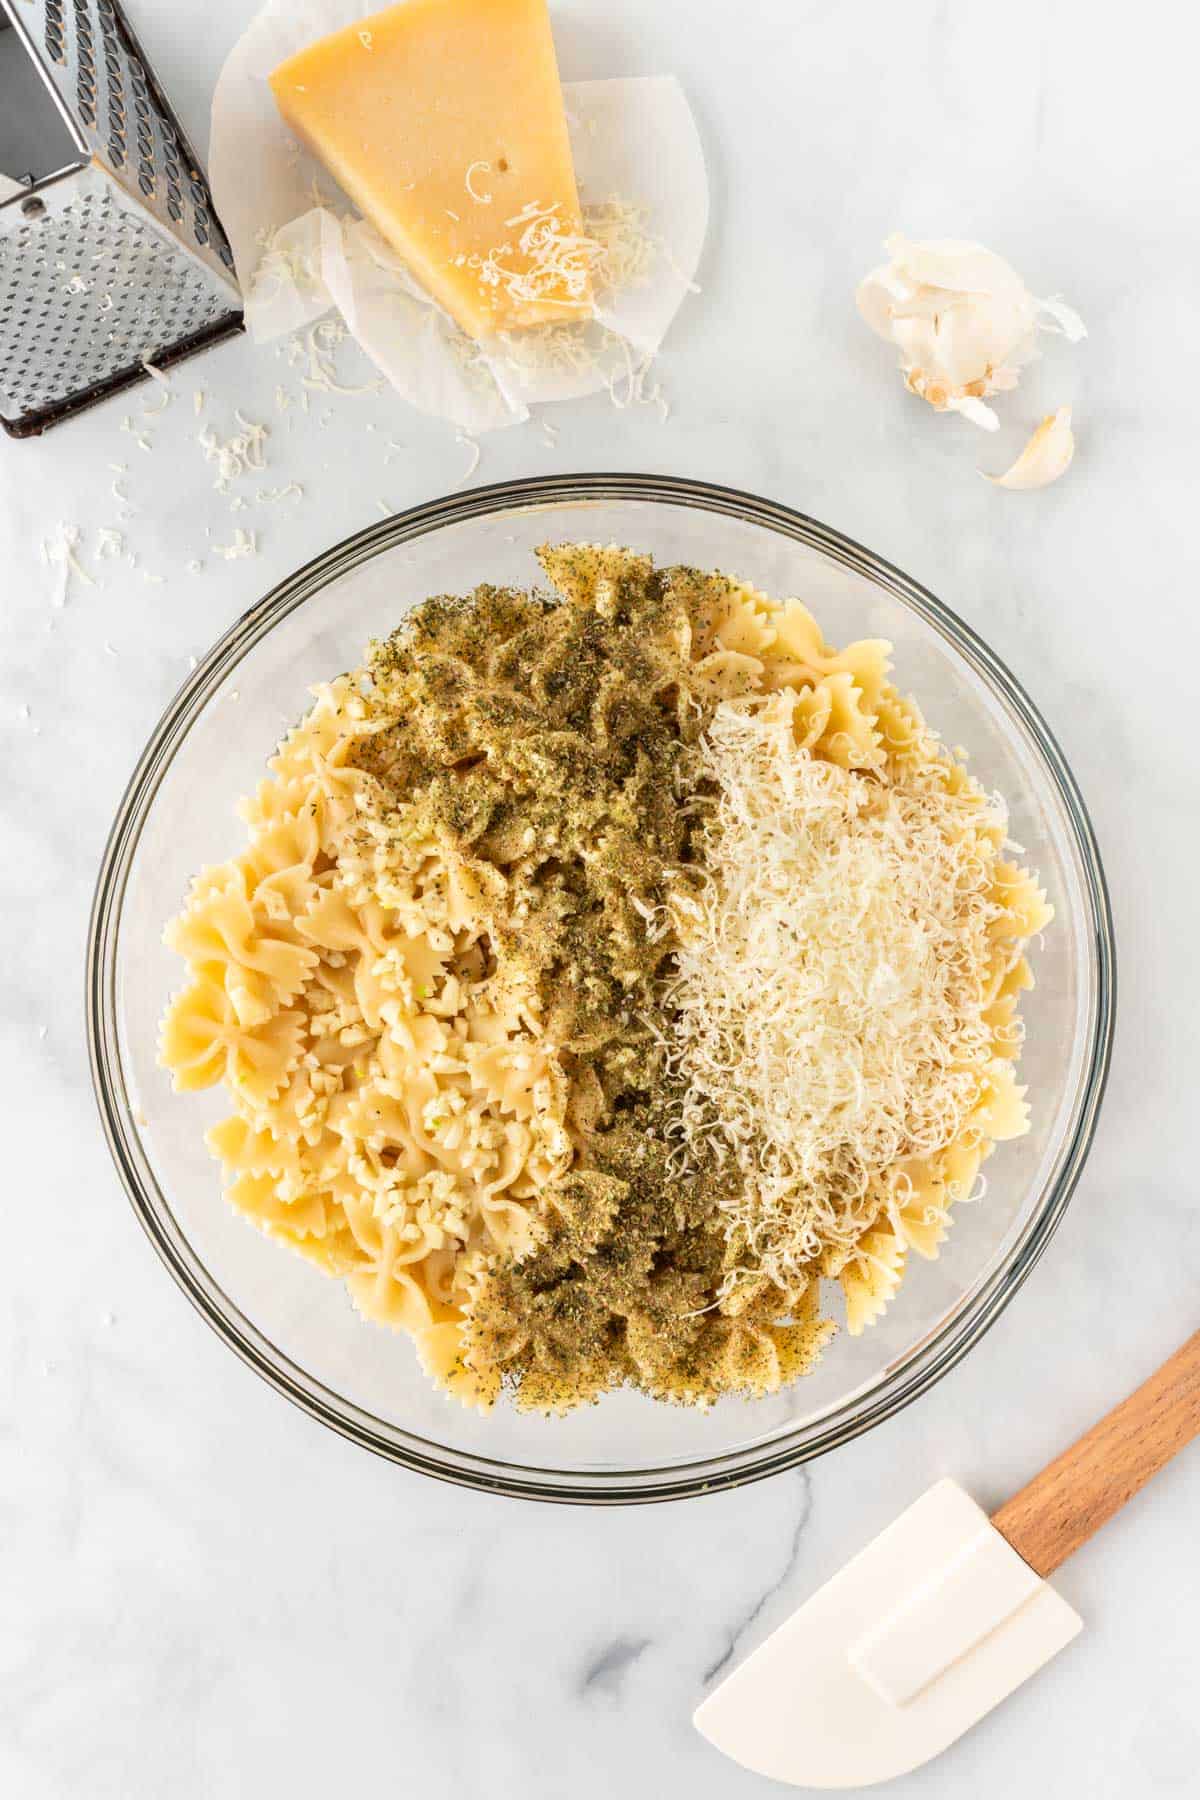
[454,430,481,483]
[213,528,258,560]
[120,415,153,453]
[198,413,269,490]
[668,692,1005,1291]
[289,320,380,398]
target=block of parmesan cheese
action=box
[269,0,592,341]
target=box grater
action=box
[0,0,242,437]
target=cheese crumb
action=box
[454,430,481,484]
[465,161,493,204]
[213,528,258,560]
[121,415,153,453]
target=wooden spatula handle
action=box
[991,1330,1200,1577]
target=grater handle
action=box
[991,1329,1200,1577]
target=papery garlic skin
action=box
[857,235,1085,431]
[985,406,1075,490]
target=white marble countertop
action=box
[3,2,1198,1795]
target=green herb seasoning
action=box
[350,545,830,1410]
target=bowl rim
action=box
[86,472,1116,1504]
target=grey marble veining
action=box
[2,2,1199,1797]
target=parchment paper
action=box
[209,1,709,432]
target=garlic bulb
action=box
[857,235,1085,431]
[985,407,1075,490]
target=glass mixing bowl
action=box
[87,475,1115,1503]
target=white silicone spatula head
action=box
[694,1477,1079,1789]
[695,1331,1200,1789]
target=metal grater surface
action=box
[0,0,242,436]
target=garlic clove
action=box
[948,394,1001,431]
[883,234,1024,297]
[984,407,1075,489]
[855,265,911,340]
[858,236,1085,434]
[923,294,1036,388]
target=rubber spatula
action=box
[695,1330,1200,1789]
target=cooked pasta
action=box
[159,544,1051,1411]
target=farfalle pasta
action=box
[160,677,570,1402]
[160,545,1051,1411]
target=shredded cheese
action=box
[198,413,269,491]
[120,415,153,454]
[668,693,1004,1291]
[468,195,657,323]
[286,320,380,398]
[584,197,658,297]
[454,430,481,484]
[464,160,493,204]
[474,201,601,314]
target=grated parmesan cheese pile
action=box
[668,692,1005,1294]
